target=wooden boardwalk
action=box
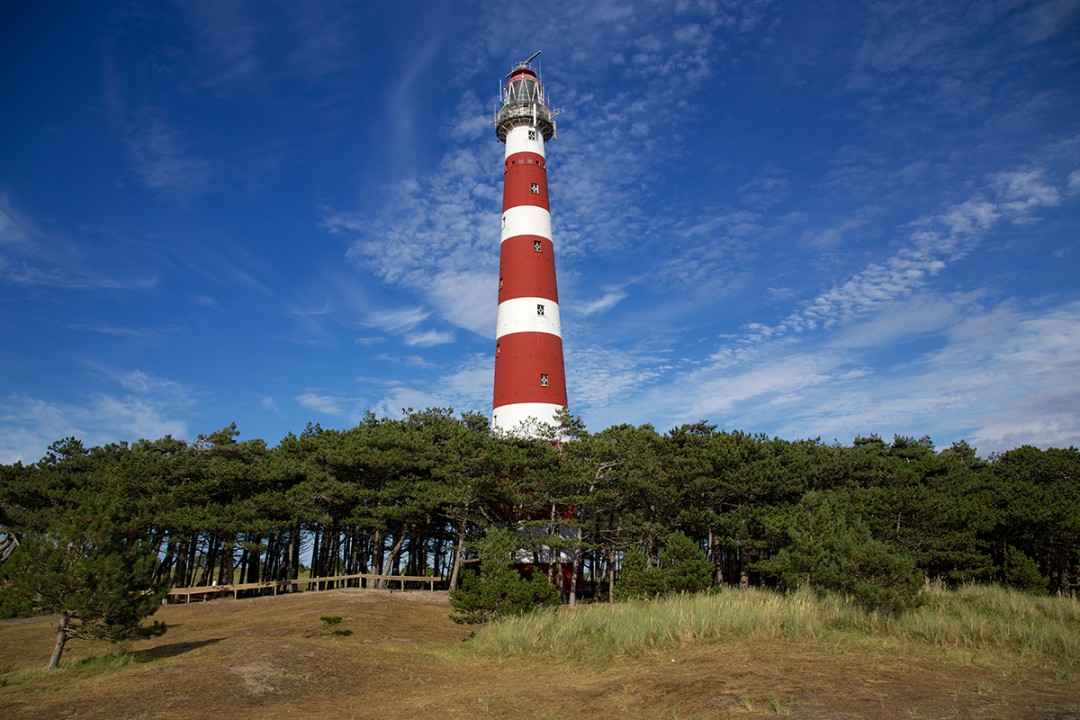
[167,573,443,603]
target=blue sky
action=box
[2,0,1079,463]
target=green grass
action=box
[462,583,1080,668]
[0,650,138,690]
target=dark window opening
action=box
[534,240,542,252]
[540,373,549,387]
[530,183,539,194]
[537,304,545,316]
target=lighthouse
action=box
[492,52,568,436]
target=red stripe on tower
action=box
[492,52,568,436]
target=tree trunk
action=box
[218,534,235,586]
[607,548,616,603]
[0,533,19,564]
[547,503,558,585]
[369,529,383,589]
[199,534,218,586]
[289,524,301,580]
[47,612,69,671]
[449,521,467,589]
[184,534,199,587]
[568,524,582,609]
[379,530,408,588]
[310,526,322,580]
[157,536,176,586]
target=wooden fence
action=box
[167,573,444,603]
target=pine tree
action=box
[0,499,167,670]
[614,545,664,600]
[659,530,714,594]
[756,493,924,613]
[449,528,559,624]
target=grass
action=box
[460,583,1080,670]
[1,584,1077,719]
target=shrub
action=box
[616,532,714,600]
[1003,546,1049,593]
[756,493,924,613]
[614,545,665,600]
[659,530,714,594]
[449,528,559,624]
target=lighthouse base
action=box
[492,402,565,437]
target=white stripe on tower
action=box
[492,57,567,437]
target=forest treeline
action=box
[1,408,1078,611]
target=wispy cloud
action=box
[405,329,455,347]
[126,117,211,198]
[579,289,630,317]
[0,369,192,464]
[0,194,159,290]
[364,306,431,333]
[69,322,157,339]
[296,391,347,418]
[733,166,1064,346]
[181,0,261,87]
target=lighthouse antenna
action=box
[506,50,542,76]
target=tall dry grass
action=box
[462,584,1079,668]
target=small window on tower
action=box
[537,304,545,316]
[499,276,504,289]
[502,215,507,230]
[533,240,542,252]
[496,342,501,357]
[530,183,539,194]
[528,129,537,141]
[540,373,549,387]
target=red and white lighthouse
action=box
[492,52,568,435]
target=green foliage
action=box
[616,531,713,600]
[756,494,924,613]
[659,530,714,594]
[613,546,664,600]
[1,408,1077,630]
[1003,546,1049,593]
[449,528,559,624]
[0,497,167,662]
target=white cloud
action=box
[0,376,192,464]
[991,169,1062,214]
[0,193,34,250]
[799,217,868,252]
[426,270,496,336]
[738,167,1060,346]
[616,296,1080,455]
[296,391,347,417]
[832,292,962,349]
[364,306,430,333]
[579,289,629,316]
[404,329,455,347]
